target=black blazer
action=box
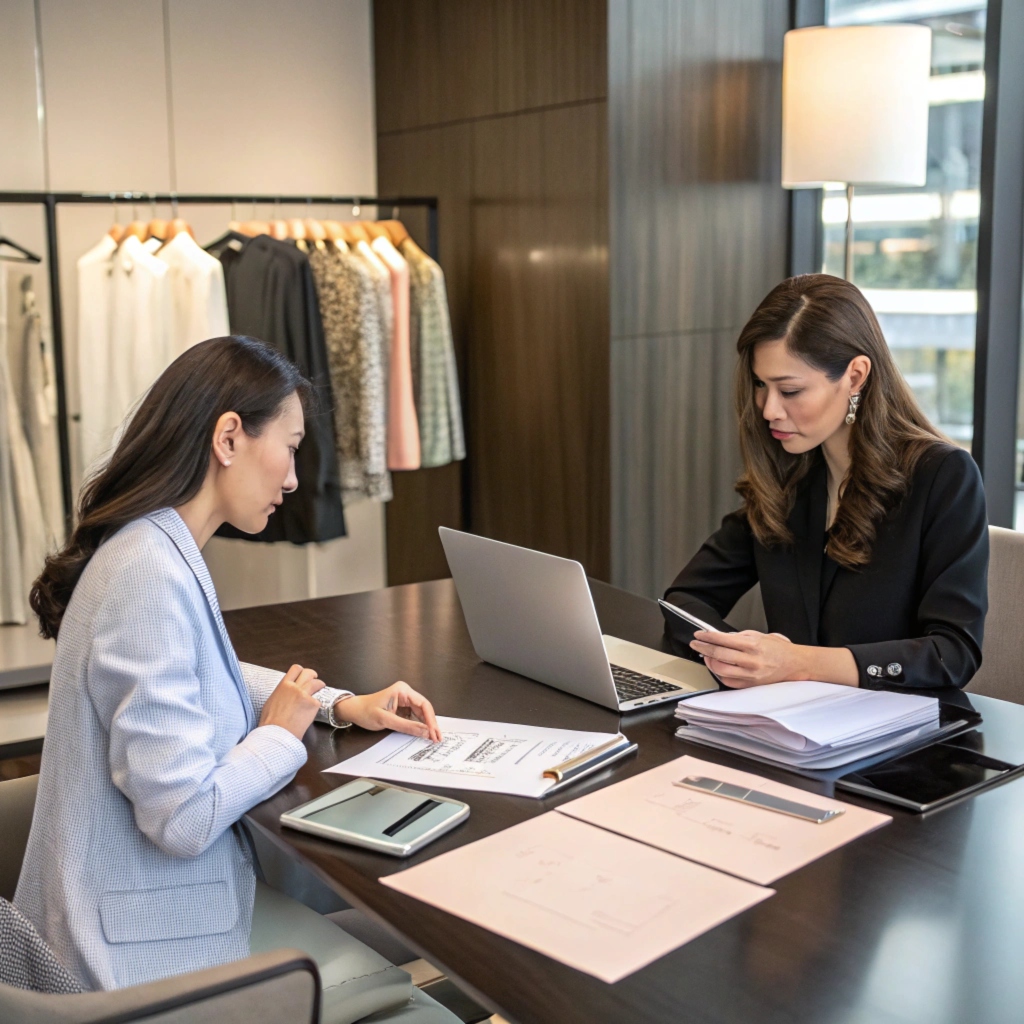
[663,444,989,690]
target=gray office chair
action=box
[1,945,322,1023]
[0,776,458,1024]
[967,525,1024,704]
[0,774,37,903]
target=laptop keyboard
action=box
[611,664,683,703]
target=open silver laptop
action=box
[439,528,717,711]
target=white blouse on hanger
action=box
[90,236,171,473]
[156,232,230,357]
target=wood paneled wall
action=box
[374,0,611,585]
[608,0,790,597]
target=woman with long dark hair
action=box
[15,336,457,1023]
[663,274,988,690]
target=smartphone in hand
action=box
[658,599,737,634]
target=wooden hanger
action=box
[145,218,168,241]
[107,222,125,243]
[304,218,328,249]
[344,220,371,244]
[166,218,194,240]
[379,219,410,247]
[322,220,347,249]
[269,220,289,240]
[287,218,307,240]
[362,221,388,240]
[120,221,149,243]
[240,221,270,237]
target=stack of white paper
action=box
[675,681,939,769]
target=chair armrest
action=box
[0,775,39,901]
[1,949,321,1024]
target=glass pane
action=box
[1018,295,1024,530]
[823,1,986,452]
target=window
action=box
[823,1,986,451]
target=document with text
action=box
[324,717,621,797]
[381,811,773,983]
[557,755,891,885]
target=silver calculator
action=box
[280,778,470,856]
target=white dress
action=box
[0,262,49,624]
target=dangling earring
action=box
[846,393,861,426]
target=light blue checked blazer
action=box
[15,508,345,991]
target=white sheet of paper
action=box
[381,811,773,983]
[557,755,891,885]
[678,681,937,752]
[675,718,942,769]
[323,717,621,797]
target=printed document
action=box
[558,755,890,885]
[324,717,621,797]
[381,811,772,983]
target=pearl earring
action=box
[846,393,861,426]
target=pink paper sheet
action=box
[381,811,771,984]
[558,755,891,885]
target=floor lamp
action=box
[782,24,932,281]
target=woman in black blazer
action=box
[663,274,988,691]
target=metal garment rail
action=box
[0,191,440,529]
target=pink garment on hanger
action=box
[371,236,421,470]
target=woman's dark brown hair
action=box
[31,336,311,639]
[735,274,944,569]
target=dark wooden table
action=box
[228,579,1024,1024]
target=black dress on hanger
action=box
[214,234,346,545]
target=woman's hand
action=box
[260,664,324,739]
[689,631,861,688]
[332,681,442,742]
[689,630,803,688]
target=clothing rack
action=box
[0,191,440,529]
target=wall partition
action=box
[608,0,790,597]
[373,0,611,585]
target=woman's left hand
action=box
[690,630,804,688]
[332,681,443,742]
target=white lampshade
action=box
[782,25,932,189]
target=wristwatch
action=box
[317,689,353,730]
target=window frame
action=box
[971,0,1024,527]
